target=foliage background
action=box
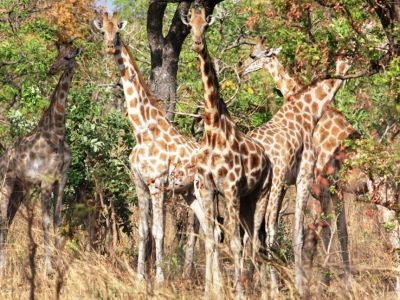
[0,0,399,296]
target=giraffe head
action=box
[93,12,127,54]
[239,37,281,76]
[181,5,215,52]
[48,40,81,75]
[334,54,352,76]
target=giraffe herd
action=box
[0,4,398,298]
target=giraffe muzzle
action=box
[106,43,115,54]
[193,40,203,52]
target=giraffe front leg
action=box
[183,193,200,277]
[41,184,53,276]
[53,175,67,250]
[294,147,314,297]
[194,178,220,295]
[333,193,352,291]
[0,176,15,270]
[264,170,285,296]
[225,189,243,296]
[53,151,71,250]
[318,190,334,287]
[150,188,165,284]
[134,173,151,282]
[252,186,269,272]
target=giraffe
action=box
[0,40,80,273]
[240,41,352,294]
[93,12,207,284]
[240,38,357,288]
[182,6,272,295]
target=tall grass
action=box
[0,190,398,299]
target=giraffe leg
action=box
[195,180,221,295]
[53,151,71,250]
[294,147,314,297]
[264,170,285,295]
[41,183,54,275]
[319,190,333,287]
[250,186,270,281]
[7,181,24,226]
[240,231,249,278]
[134,173,151,281]
[183,192,200,277]
[52,175,67,250]
[332,193,352,290]
[0,176,15,269]
[150,189,165,284]
[225,190,243,296]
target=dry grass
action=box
[0,191,399,299]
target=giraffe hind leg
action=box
[0,176,16,269]
[41,183,54,276]
[150,189,165,284]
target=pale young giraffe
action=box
[241,38,357,288]
[182,6,272,295]
[242,44,351,294]
[0,40,80,273]
[93,12,206,284]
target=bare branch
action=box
[166,110,201,118]
[327,70,379,80]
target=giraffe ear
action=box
[65,48,82,59]
[118,21,128,31]
[93,19,103,31]
[180,12,190,26]
[272,47,282,55]
[206,15,216,26]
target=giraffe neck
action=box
[37,66,75,139]
[264,57,302,99]
[198,44,229,130]
[303,77,346,123]
[114,38,166,140]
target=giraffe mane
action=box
[122,42,166,115]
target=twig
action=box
[167,110,201,118]
[326,70,379,80]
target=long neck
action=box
[37,67,75,139]
[198,44,228,130]
[114,37,166,139]
[265,57,302,100]
[303,77,346,122]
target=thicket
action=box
[0,0,398,256]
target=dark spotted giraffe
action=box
[0,40,80,273]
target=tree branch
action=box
[326,70,379,80]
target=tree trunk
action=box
[147,0,222,121]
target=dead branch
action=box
[167,110,201,118]
[327,70,379,80]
